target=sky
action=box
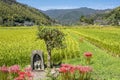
[17,0,120,10]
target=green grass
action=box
[62,29,120,80]
[65,41,120,80]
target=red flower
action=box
[77,66,92,74]
[18,71,26,78]
[9,65,20,73]
[59,64,77,74]
[0,65,9,73]
[76,65,82,70]
[24,67,32,72]
[69,66,76,73]
[25,71,33,77]
[84,52,92,58]
[59,67,67,73]
[14,75,24,80]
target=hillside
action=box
[92,6,120,25]
[43,7,111,25]
[105,6,120,25]
[0,0,52,26]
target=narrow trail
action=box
[32,71,47,80]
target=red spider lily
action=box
[14,68,33,80]
[16,71,33,80]
[18,71,26,77]
[77,66,92,74]
[59,67,67,73]
[69,66,76,74]
[25,71,33,77]
[58,64,93,80]
[9,65,20,73]
[0,65,34,80]
[76,65,82,70]
[24,66,33,78]
[14,75,24,80]
[24,67,32,72]
[68,65,76,73]
[60,64,77,73]
[84,52,92,58]
[0,65,9,73]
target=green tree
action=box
[37,27,65,68]
[80,15,94,24]
[86,18,94,24]
[80,15,86,22]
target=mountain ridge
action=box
[43,7,111,25]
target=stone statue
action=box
[31,50,44,71]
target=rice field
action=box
[0,27,80,66]
[69,27,120,56]
[0,26,120,80]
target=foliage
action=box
[80,15,86,22]
[92,6,120,26]
[38,27,65,51]
[106,6,120,25]
[0,0,52,26]
[80,15,94,24]
[37,27,65,67]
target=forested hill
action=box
[0,0,52,26]
[105,6,120,25]
[43,7,111,25]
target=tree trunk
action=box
[47,49,51,68]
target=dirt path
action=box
[32,71,48,80]
[32,68,59,80]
